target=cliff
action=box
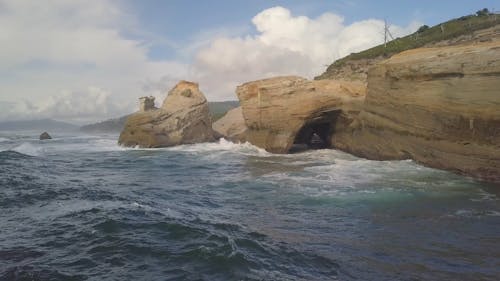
[223,39,500,182]
[236,76,365,153]
[332,41,500,182]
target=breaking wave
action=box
[8,142,42,157]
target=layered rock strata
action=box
[332,42,500,182]
[119,81,216,147]
[236,76,366,153]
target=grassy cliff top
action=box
[316,11,499,80]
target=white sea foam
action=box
[452,209,500,218]
[88,138,127,152]
[165,138,271,157]
[252,148,462,199]
[0,137,9,142]
[10,142,43,156]
[470,189,499,202]
[38,136,126,154]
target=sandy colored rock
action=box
[212,106,247,142]
[237,76,365,153]
[332,42,500,182]
[118,81,216,147]
[139,96,156,111]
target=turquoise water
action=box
[0,132,499,280]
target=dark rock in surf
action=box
[39,132,52,140]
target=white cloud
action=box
[0,0,187,123]
[0,87,133,124]
[0,2,420,122]
[191,6,420,100]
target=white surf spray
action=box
[9,142,43,156]
[165,138,271,157]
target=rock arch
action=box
[291,110,341,152]
[236,76,365,153]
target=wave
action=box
[0,137,9,142]
[125,138,272,157]
[62,138,126,153]
[7,142,42,157]
[447,209,500,218]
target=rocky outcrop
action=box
[39,132,52,140]
[236,76,365,153]
[139,96,156,111]
[118,81,216,147]
[212,106,247,142]
[332,42,500,182]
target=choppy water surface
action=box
[0,131,499,281]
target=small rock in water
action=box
[40,132,52,140]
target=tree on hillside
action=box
[476,8,490,16]
[417,25,429,33]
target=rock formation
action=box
[212,106,247,142]
[39,132,52,140]
[139,96,156,111]
[331,41,500,182]
[236,76,365,153]
[232,41,499,182]
[118,81,216,147]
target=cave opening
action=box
[290,110,340,153]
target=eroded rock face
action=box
[118,81,216,147]
[236,76,366,153]
[139,96,156,111]
[212,106,247,142]
[333,42,500,182]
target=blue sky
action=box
[124,0,500,60]
[0,0,498,123]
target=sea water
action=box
[0,131,499,280]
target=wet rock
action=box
[39,132,52,140]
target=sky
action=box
[0,0,498,124]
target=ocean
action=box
[0,131,499,281]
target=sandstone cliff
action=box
[212,106,247,142]
[118,81,216,147]
[236,76,365,153]
[332,42,500,182]
[228,41,500,182]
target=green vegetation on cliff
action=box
[316,11,499,80]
